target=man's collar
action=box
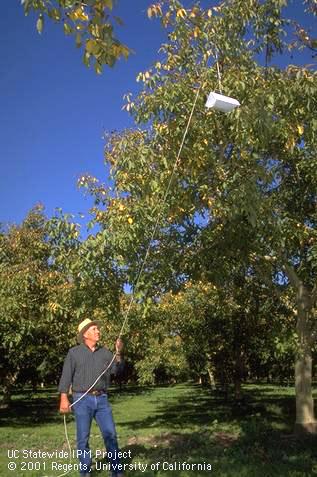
[81,342,101,352]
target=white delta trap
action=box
[205,91,240,112]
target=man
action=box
[58,318,124,477]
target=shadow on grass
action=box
[116,384,295,432]
[1,383,317,476]
[0,384,161,428]
[0,394,61,427]
[92,429,317,477]
[112,384,316,477]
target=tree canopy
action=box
[79,0,317,432]
[22,0,130,73]
[0,205,122,402]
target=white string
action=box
[215,50,223,94]
[117,84,202,339]
[41,414,73,477]
[50,84,202,477]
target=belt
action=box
[87,389,106,396]
[75,390,106,396]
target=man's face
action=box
[83,325,100,343]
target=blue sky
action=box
[0,1,166,226]
[0,1,315,227]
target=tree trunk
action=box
[0,386,12,408]
[207,366,216,390]
[0,371,18,409]
[294,283,316,434]
[206,354,216,389]
[234,342,244,401]
[234,354,243,401]
[294,344,316,433]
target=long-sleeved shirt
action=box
[58,343,124,394]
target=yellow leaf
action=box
[207,9,212,17]
[80,12,89,21]
[86,39,99,55]
[69,10,78,21]
[91,24,101,38]
[285,136,295,151]
[193,27,200,38]
[147,4,162,18]
[176,8,187,19]
[297,125,304,135]
[71,7,89,22]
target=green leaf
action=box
[22,0,32,15]
[49,8,61,22]
[83,51,91,67]
[76,32,82,48]
[104,0,113,10]
[94,62,103,75]
[86,39,99,55]
[63,23,73,35]
[119,44,130,60]
[36,14,44,34]
[114,16,124,26]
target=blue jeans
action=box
[72,393,121,475]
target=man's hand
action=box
[59,393,71,414]
[115,338,124,354]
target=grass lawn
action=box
[1,383,317,477]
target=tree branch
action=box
[250,255,283,299]
[311,283,317,307]
[283,260,301,289]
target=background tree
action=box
[0,205,122,404]
[0,205,60,404]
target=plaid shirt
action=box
[58,343,124,393]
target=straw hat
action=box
[77,318,101,343]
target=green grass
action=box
[1,384,317,477]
